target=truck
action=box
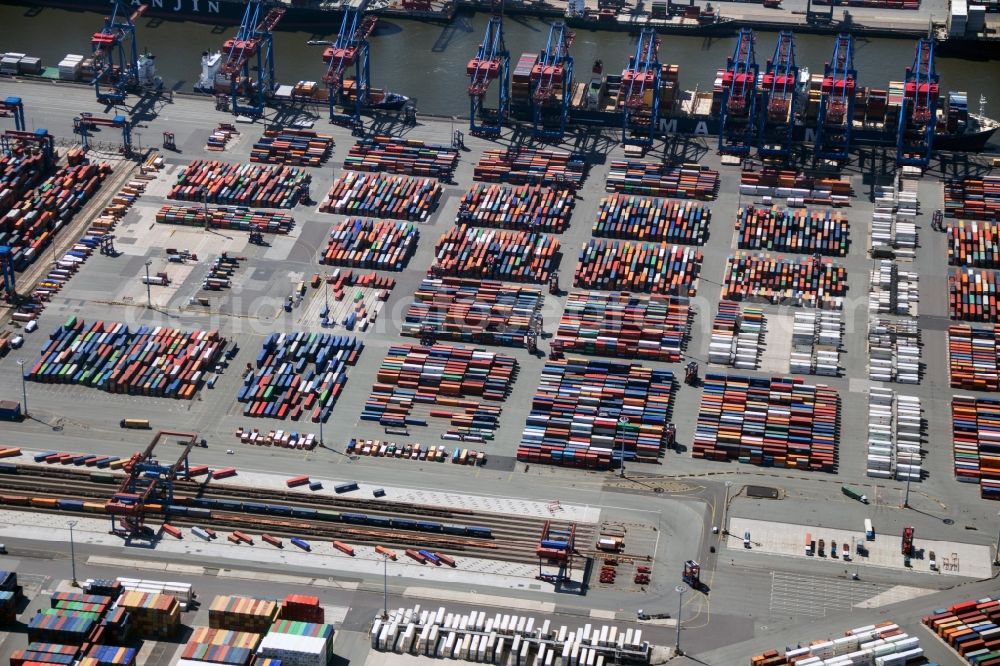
[864,518,875,541]
[842,485,869,504]
[682,560,701,587]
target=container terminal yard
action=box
[1,2,1000,666]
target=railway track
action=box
[0,465,597,566]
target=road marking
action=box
[403,587,555,612]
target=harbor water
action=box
[1,4,998,119]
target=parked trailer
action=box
[335,481,359,494]
[376,545,398,560]
[418,550,441,565]
[436,552,457,567]
[291,537,312,551]
[232,530,254,544]
[405,549,427,563]
[191,526,213,541]
[262,533,284,548]
[286,475,310,487]
[333,540,355,556]
[120,418,151,429]
[161,524,182,539]
[212,467,237,479]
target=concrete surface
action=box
[0,76,996,666]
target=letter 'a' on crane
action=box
[621,27,661,149]
[758,31,798,160]
[217,0,285,117]
[719,28,760,156]
[896,38,939,169]
[815,34,857,163]
[467,0,510,137]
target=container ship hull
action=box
[566,110,996,152]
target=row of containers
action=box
[25,318,227,400]
[372,604,649,665]
[952,395,1000,500]
[722,253,848,310]
[249,128,334,168]
[346,136,459,180]
[319,218,419,271]
[950,268,1000,323]
[0,156,111,273]
[593,195,709,245]
[739,167,854,207]
[750,621,925,666]
[401,277,542,348]
[868,316,921,385]
[605,161,719,201]
[708,301,765,370]
[574,240,702,295]
[319,171,442,222]
[551,292,690,362]
[736,206,850,256]
[362,344,516,441]
[867,387,923,481]
[944,175,1000,222]
[948,324,1000,391]
[692,374,839,472]
[473,148,586,190]
[238,332,363,423]
[948,220,1000,269]
[869,260,919,319]
[433,225,560,284]
[155,206,295,235]
[517,358,675,469]
[922,594,1000,664]
[458,183,575,233]
[167,160,309,209]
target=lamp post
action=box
[315,387,325,447]
[618,416,629,478]
[16,359,28,418]
[903,470,912,509]
[67,520,79,587]
[144,260,152,308]
[674,584,686,656]
[995,511,1000,565]
[381,552,389,620]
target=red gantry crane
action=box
[719,28,759,156]
[530,22,574,140]
[106,430,199,538]
[309,8,377,124]
[815,34,856,162]
[896,38,939,169]
[758,31,798,160]
[467,1,510,137]
[621,27,661,148]
[218,0,284,117]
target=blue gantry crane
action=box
[758,31,798,160]
[0,97,25,132]
[91,0,145,104]
[815,34,857,162]
[219,0,285,116]
[621,27,661,148]
[530,22,574,140]
[107,430,198,537]
[0,246,14,302]
[74,113,132,153]
[467,2,510,137]
[1,128,55,167]
[719,28,759,156]
[312,8,377,123]
[896,38,939,169]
